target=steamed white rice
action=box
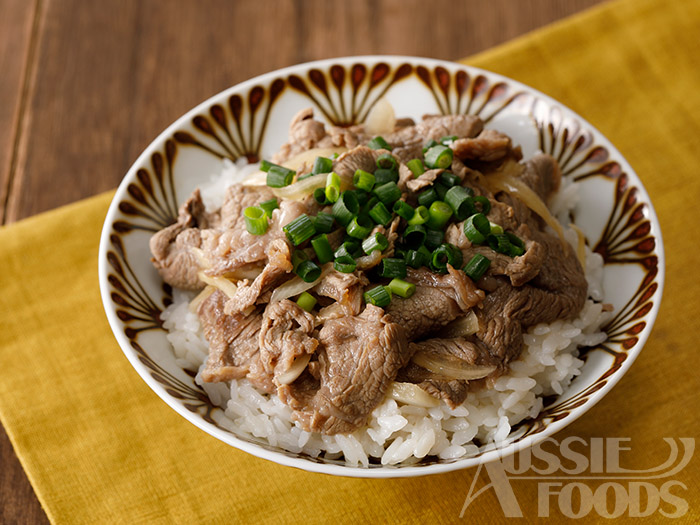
[161,159,609,466]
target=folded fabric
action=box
[1,0,698,522]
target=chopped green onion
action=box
[369,202,392,225]
[244,206,268,235]
[393,200,414,221]
[352,189,370,206]
[291,249,308,271]
[489,222,504,235]
[331,191,359,226]
[434,182,449,201]
[325,172,341,203]
[440,135,458,145]
[406,158,425,177]
[313,212,335,234]
[463,253,491,281]
[422,139,439,153]
[440,172,460,188]
[463,213,491,244]
[445,186,476,220]
[380,258,407,279]
[374,168,399,185]
[346,215,373,239]
[403,224,427,249]
[424,228,444,250]
[487,233,513,254]
[334,239,361,259]
[506,232,525,257]
[283,214,316,246]
[388,278,416,298]
[334,255,357,273]
[311,234,334,264]
[472,195,491,215]
[313,187,328,205]
[312,156,334,175]
[259,198,279,218]
[362,232,388,254]
[376,153,397,170]
[296,291,317,312]
[266,165,296,188]
[297,172,314,181]
[417,187,438,208]
[426,200,453,230]
[374,181,401,205]
[424,145,454,169]
[364,285,392,307]
[430,243,463,274]
[405,248,427,269]
[408,205,430,225]
[353,169,376,192]
[368,136,392,151]
[394,247,407,261]
[296,260,322,283]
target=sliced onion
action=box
[568,223,587,269]
[188,285,215,312]
[439,311,479,338]
[197,271,238,299]
[365,98,396,136]
[315,302,346,325]
[270,265,330,303]
[483,161,565,244]
[190,247,210,269]
[412,351,497,381]
[276,354,311,385]
[355,249,383,270]
[269,172,327,200]
[240,170,267,187]
[389,382,440,408]
[281,147,348,171]
[223,267,263,281]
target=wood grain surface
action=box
[0,0,605,522]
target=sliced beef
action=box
[149,189,210,290]
[332,145,390,179]
[518,154,561,201]
[405,168,444,193]
[257,299,318,386]
[279,305,408,435]
[273,108,328,163]
[451,129,513,162]
[420,380,469,409]
[312,270,369,316]
[385,266,484,340]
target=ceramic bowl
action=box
[98,56,664,477]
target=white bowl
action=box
[98,56,664,477]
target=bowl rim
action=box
[98,54,665,478]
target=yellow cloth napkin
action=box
[1,0,699,522]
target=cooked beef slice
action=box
[257,299,318,385]
[149,189,210,290]
[451,129,513,162]
[385,266,484,340]
[405,168,444,193]
[279,305,409,435]
[312,269,369,316]
[332,145,392,179]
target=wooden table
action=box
[0,0,606,521]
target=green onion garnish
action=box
[424,228,444,250]
[259,198,279,218]
[490,222,504,235]
[334,255,357,273]
[374,181,401,205]
[487,233,513,254]
[430,243,463,274]
[407,205,430,226]
[445,186,476,220]
[334,239,362,259]
[463,253,491,281]
[364,285,392,307]
[403,224,427,249]
[295,260,322,283]
[472,195,491,215]
[376,153,397,170]
[296,291,317,312]
[244,206,268,235]
[353,169,376,192]
[312,156,334,175]
[380,258,407,279]
[405,249,427,269]
[266,165,296,188]
[313,187,329,205]
[393,200,414,221]
[506,232,525,256]
[362,232,388,254]
[406,158,425,177]
[422,139,439,153]
[369,202,392,226]
[440,172,460,188]
[434,182,449,201]
[353,189,370,207]
[283,214,316,246]
[424,145,454,169]
[417,187,438,208]
[311,233,334,264]
[346,215,373,239]
[440,135,458,145]
[297,172,314,181]
[368,136,392,151]
[388,278,416,298]
[291,249,308,272]
[331,191,360,227]
[313,212,335,234]
[374,168,399,186]
[325,172,341,203]
[463,213,491,244]
[425,200,453,230]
